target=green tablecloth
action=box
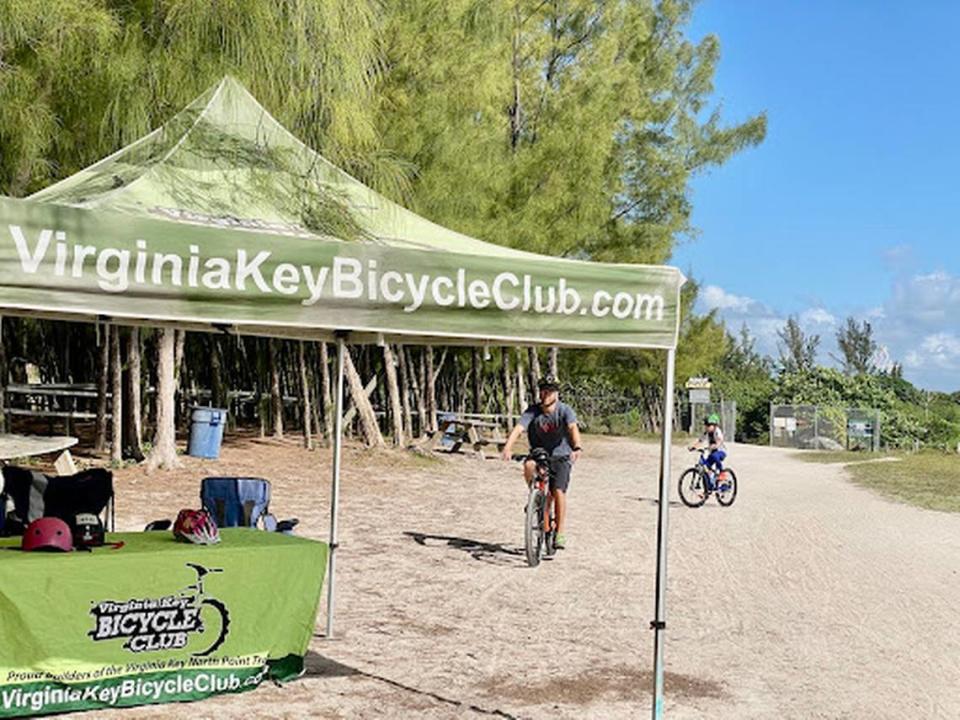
[0,528,327,717]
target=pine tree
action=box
[376,0,766,264]
[777,317,819,374]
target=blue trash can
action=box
[188,407,228,459]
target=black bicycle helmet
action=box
[538,374,560,391]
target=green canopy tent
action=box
[0,77,684,719]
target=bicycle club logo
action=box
[88,563,230,656]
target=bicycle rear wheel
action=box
[715,469,738,507]
[525,486,545,567]
[678,468,708,508]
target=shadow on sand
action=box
[302,651,520,719]
[633,496,711,508]
[403,531,526,566]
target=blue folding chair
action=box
[200,477,297,533]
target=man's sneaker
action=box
[555,533,567,550]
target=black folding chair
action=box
[0,466,114,535]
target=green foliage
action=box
[771,366,960,450]
[712,325,775,441]
[605,408,645,436]
[376,0,766,264]
[0,0,404,197]
[1,0,771,442]
[834,317,877,375]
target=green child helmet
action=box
[705,413,721,425]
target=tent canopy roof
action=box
[29,76,531,260]
[1,77,684,350]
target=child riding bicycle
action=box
[689,413,729,486]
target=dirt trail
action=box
[72,435,960,719]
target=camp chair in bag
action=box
[0,466,114,536]
[200,477,298,533]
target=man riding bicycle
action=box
[501,374,582,550]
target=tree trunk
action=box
[527,347,540,404]
[125,327,144,461]
[110,326,123,463]
[471,348,482,414]
[425,347,437,433]
[397,344,414,441]
[146,328,179,470]
[457,358,469,415]
[95,324,110,453]
[344,348,384,447]
[174,330,186,383]
[409,347,426,439]
[516,348,527,413]
[210,337,225,409]
[501,348,514,421]
[269,339,283,438]
[174,329,188,432]
[319,341,333,444]
[548,346,559,377]
[383,344,404,447]
[298,341,313,449]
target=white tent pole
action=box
[651,347,676,720]
[325,334,347,637]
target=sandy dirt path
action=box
[72,435,960,719]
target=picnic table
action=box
[0,433,77,462]
[422,414,508,458]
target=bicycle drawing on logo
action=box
[181,563,231,657]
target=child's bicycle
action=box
[678,448,738,508]
[524,447,557,567]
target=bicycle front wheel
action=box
[715,469,738,507]
[678,468,708,508]
[193,598,231,657]
[525,486,545,567]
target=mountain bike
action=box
[678,448,738,508]
[524,448,557,567]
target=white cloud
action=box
[700,285,755,312]
[694,272,960,390]
[695,285,835,364]
[799,307,837,326]
[903,332,960,371]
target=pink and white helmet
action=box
[173,509,220,545]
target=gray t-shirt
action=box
[519,401,578,457]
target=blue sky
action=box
[672,1,960,391]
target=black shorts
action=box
[528,454,572,493]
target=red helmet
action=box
[173,509,220,545]
[22,517,74,552]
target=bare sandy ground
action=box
[64,434,960,719]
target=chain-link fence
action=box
[769,405,881,451]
